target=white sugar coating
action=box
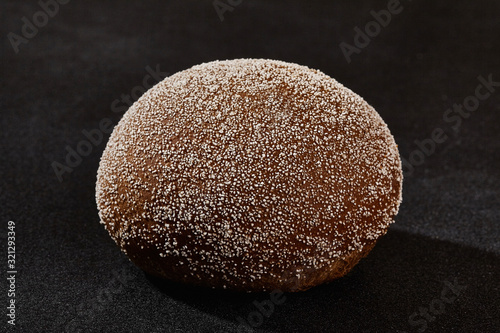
[96,59,403,290]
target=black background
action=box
[1,0,499,332]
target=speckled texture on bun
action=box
[96,59,403,292]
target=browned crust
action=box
[96,59,403,292]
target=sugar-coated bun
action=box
[96,59,403,292]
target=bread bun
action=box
[96,59,402,292]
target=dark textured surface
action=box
[1,0,499,332]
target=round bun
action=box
[96,59,403,292]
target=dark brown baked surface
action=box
[96,59,403,292]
